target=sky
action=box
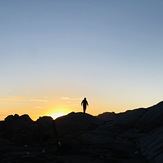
[0,0,163,120]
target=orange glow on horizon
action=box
[46,106,70,119]
[47,112,66,119]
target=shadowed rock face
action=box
[55,112,104,137]
[4,114,33,138]
[1,102,163,162]
[96,112,117,121]
[110,108,146,127]
[13,116,57,145]
[107,101,163,131]
[136,101,163,131]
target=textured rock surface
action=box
[1,102,163,162]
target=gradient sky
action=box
[0,0,163,120]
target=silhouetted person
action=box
[81,98,88,113]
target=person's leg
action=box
[83,106,86,113]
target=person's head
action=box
[84,97,86,100]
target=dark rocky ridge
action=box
[0,102,163,162]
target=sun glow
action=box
[47,112,66,120]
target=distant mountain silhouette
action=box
[0,101,163,162]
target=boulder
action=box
[96,112,117,121]
[4,114,33,138]
[136,101,163,131]
[55,112,104,137]
[112,108,146,127]
[13,116,58,144]
[36,116,57,142]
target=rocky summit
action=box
[0,102,163,162]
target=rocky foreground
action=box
[1,102,163,162]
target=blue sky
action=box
[0,0,163,120]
